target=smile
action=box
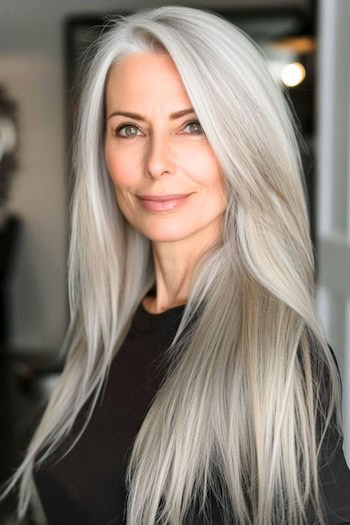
[136,194,193,212]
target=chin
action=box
[140,227,192,243]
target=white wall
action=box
[0,0,307,352]
[316,0,350,464]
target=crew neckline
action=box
[140,300,186,317]
[140,284,187,316]
[132,298,186,333]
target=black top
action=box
[34,299,350,524]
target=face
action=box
[104,52,227,248]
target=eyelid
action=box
[114,123,143,137]
[182,120,203,133]
[113,119,203,137]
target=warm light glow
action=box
[281,62,306,87]
[268,36,315,55]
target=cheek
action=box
[195,155,224,194]
[114,186,138,229]
[105,145,137,188]
[188,145,220,182]
[203,164,227,211]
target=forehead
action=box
[105,52,190,106]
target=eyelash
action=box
[114,120,204,138]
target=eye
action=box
[183,120,204,135]
[115,124,142,138]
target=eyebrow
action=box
[106,107,196,121]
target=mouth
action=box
[136,193,192,202]
[136,193,193,212]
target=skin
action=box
[104,52,227,313]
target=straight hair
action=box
[1,6,342,524]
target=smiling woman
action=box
[1,5,350,525]
[104,52,227,273]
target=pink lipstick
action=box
[136,193,193,212]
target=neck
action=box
[146,222,223,313]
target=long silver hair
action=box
[1,6,342,524]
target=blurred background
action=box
[0,0,349,523]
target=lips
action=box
[136,193,193,211]
[137,193,192,202]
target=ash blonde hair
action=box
[1,6,342,524]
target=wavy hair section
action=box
[0,6,342,524]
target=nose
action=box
[145,131,176,179]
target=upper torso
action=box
[34,299,350,524]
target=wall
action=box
[0,0,307,352]
[316,0,350,463]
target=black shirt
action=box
[34,300,350,524]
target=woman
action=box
[2,5,350,524]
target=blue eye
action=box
[115,124,141,138]
[183,121,203,135]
